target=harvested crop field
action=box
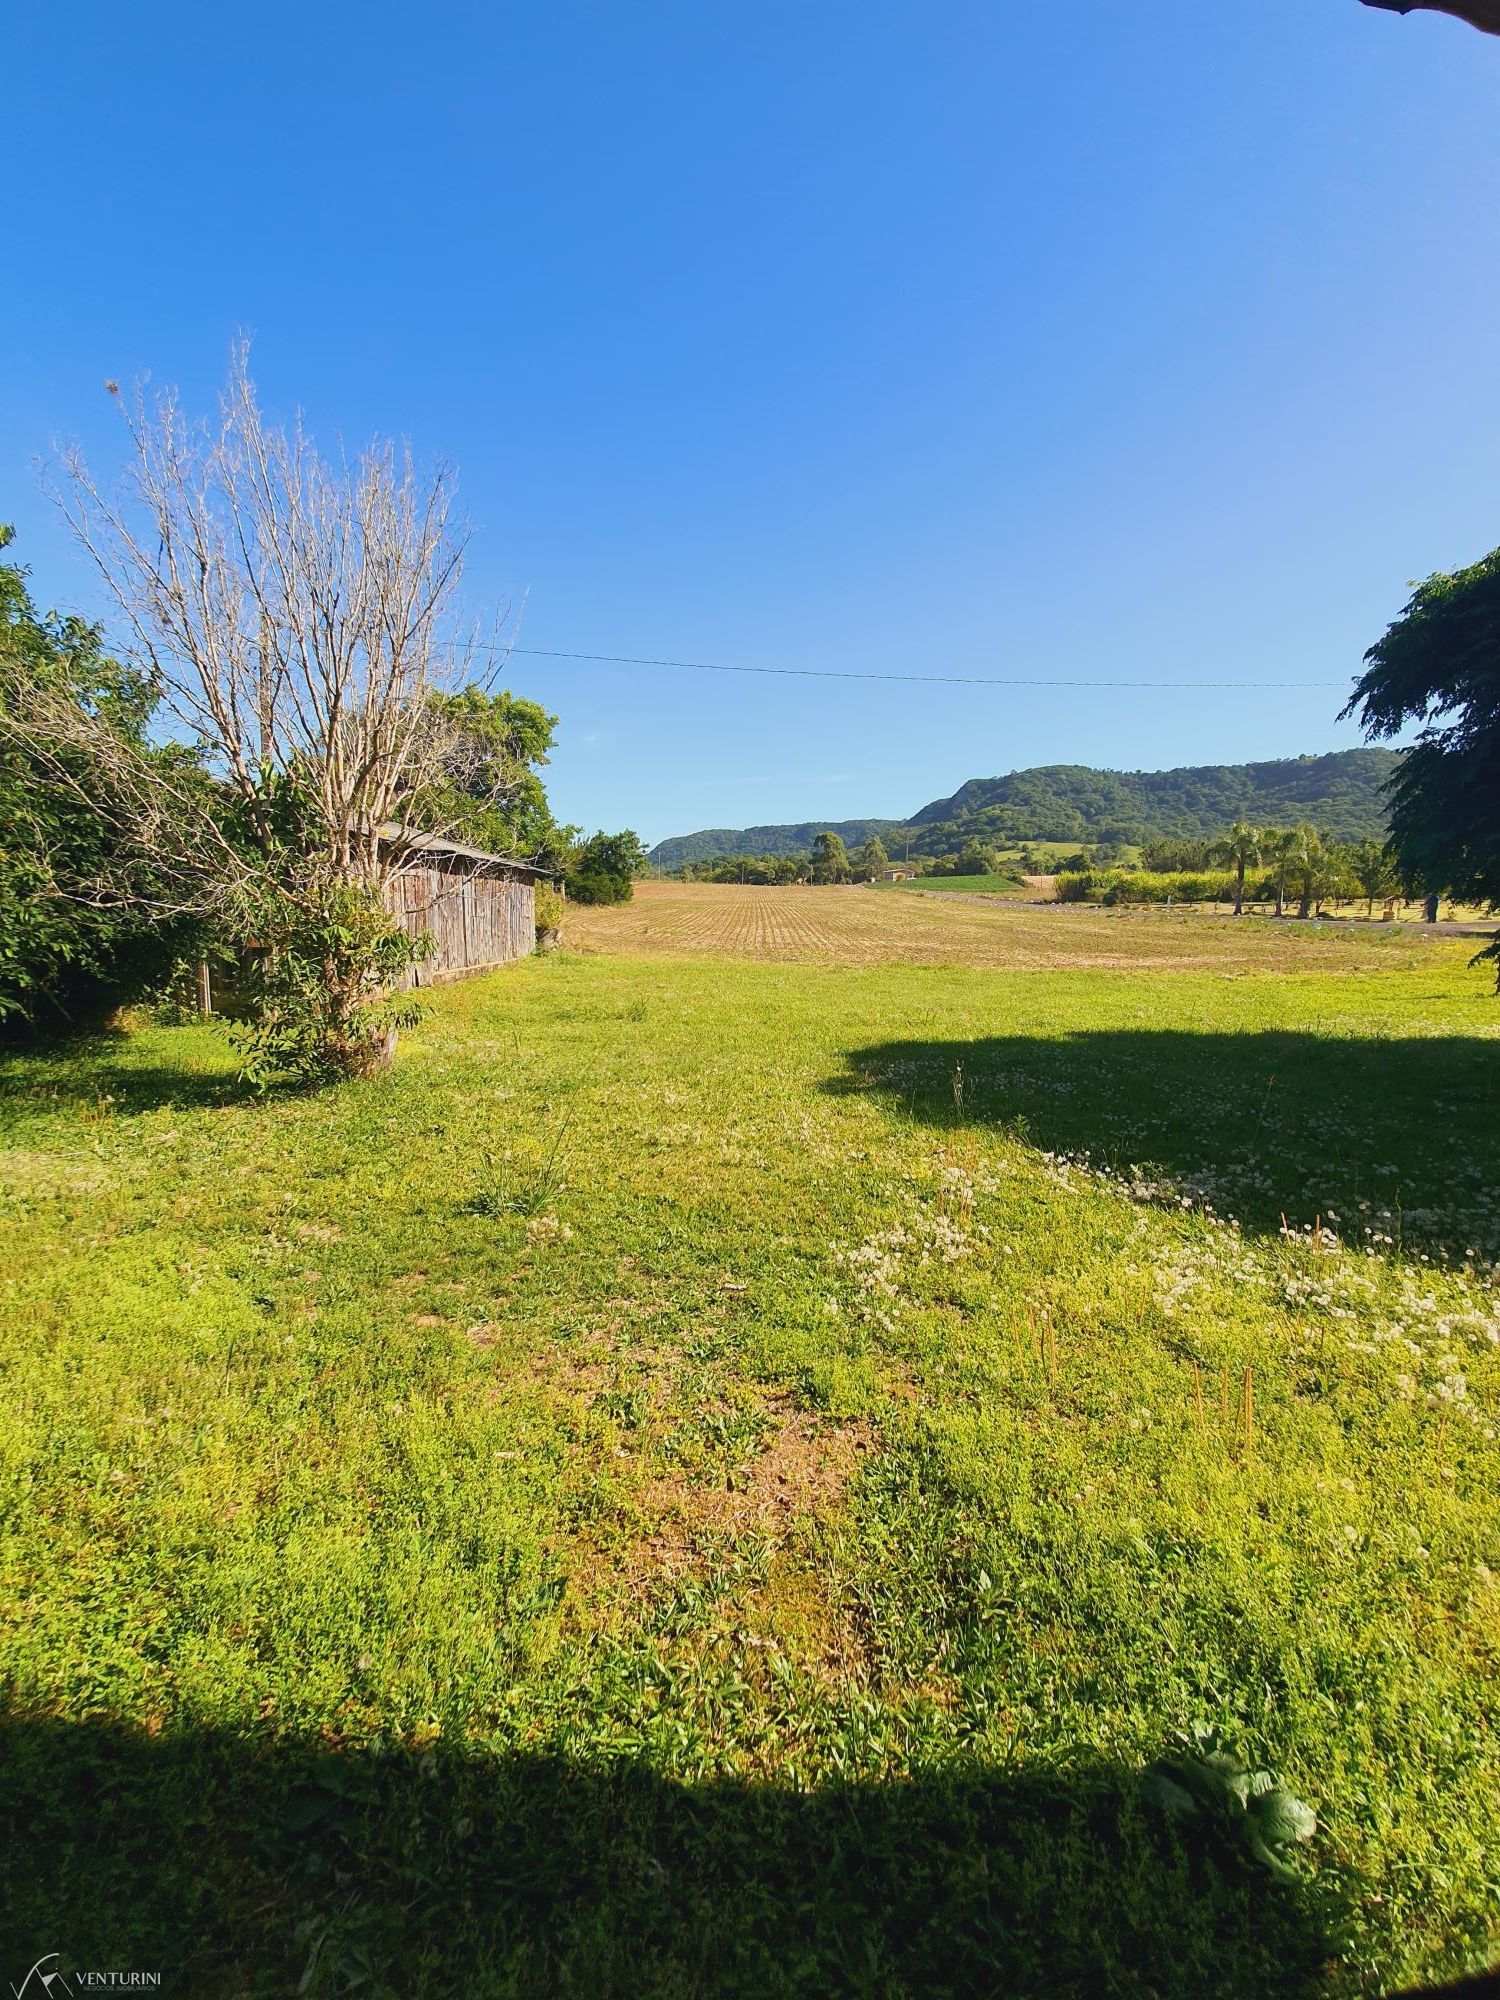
[568,879,1478,973]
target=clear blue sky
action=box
[5,2,1498,846]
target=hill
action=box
[651,817,907,869]
[648,750,1401,867]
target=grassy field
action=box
[2,885,1498,1996]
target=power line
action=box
[453,638,1342,693]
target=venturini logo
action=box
[10,1963,159,1997]
[11,1960,74,2000]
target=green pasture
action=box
[1,938,1497,1995]
[901,872,1027,895]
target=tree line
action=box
[676,831,1023,884]
[1059,824,1411,918]
[677,830,888,884]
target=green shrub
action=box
[566,830,647,906]
[228,879,426,1091]
[0,529,195,1035]
[1056,869,1281,907]
[1053,868,1132,902]
[1107,871,1233,905]
[954,839,998,876]
[534,882,566,937]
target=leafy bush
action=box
[954,839,999,876]
[1056,869,1260,906]
[1106,870,1244,905]
[567,868,631,907]
[228,880,427,1091]
[1054,869,1115,904]
[0,529,195,1035]
[1142,1727,1317,1883]
[566,830,648,906]
[534,882,566,939]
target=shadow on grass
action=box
[0,1718,1341,1998]
[0,1030,299,1131]
[830,1029,1500,1250]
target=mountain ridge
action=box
[649,750,1401,867]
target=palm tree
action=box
[1210,821,1261,916]
[1350,837,1398,918]
[1307,843,1343,917]
[1286,823,1324,919]
[1290,827,1351,918]
[1264,828,1300,918]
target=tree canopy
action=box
[855,835,890,880]
[1344,548,1500,947]
[810,831,851,884]
[566,829,649,906]
[410,686,561,858]
[0,527,189,1032]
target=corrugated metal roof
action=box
[376,822,554,879]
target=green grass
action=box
[900,872,1026,895]
[1,939,1498,1996]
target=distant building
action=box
[880,866,915,882]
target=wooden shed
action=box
[378,825,548,984]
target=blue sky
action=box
[5,2,1498,846]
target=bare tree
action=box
[61,345,504,883]
[5,347,517,1076]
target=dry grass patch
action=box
[567,1394,875,1661]
[598,1400,880,1697]
[623,1402,873,1577]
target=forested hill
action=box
[648,750,1401,867]
[649,818,907,869]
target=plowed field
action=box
[567,879,1461,972]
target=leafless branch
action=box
[36,344,518,910]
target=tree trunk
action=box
[1424,893,1440,924]
[1234,859,1246,916]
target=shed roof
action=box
[377,822,554,881]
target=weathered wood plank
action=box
[383,865,536,984]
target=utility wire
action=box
[446,637,1342,692]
